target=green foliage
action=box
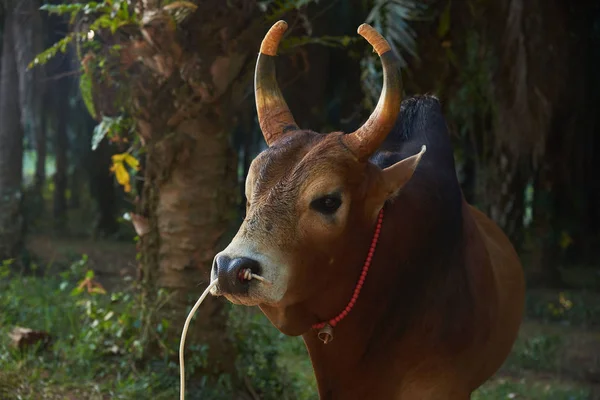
[0,256,317,398]
[472,377,590,400]
[526,290,600,328]
[260,0,320,20]
[0,257,206,398]
[510,334,563,371]
[29,0,138,70]
[366,0,424,64]
[41,2,106,23]
[80,68,97,119]
[361,0,427,108]
[228,306,315,400]
[28,35,78,69]
[437,1,451,38]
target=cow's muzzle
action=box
[213,255,262,295]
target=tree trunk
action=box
[0,11,24,261]
[53,86,69,231]
[69,109,87,210]
[34,96,47,196]
[140,113,239,376]
[0,0,45,259]
[477,149,528,250]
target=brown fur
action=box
[222,97,525,399]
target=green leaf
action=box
[80,69,97,119]
[71,286,84,296]
[40,3,84,15]
[28,35,77,69]
[86,270,95,279]
[437,1,451,38]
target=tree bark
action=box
[0,0,45,259]
[53,85,69,231]
[140,112,239,375]
[34,95,48,196]
[0,11,24,261]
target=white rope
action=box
[180,279,218,400]
[179,271,272,400]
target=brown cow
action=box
[210,21,525,399]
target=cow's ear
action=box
[381,145,426,199]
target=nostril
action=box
[228,257,260,282]
[234,258,261,283]
[236,257,261,276]
[215,256,261,294]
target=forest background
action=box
[1,0,599,399]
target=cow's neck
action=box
[302,172,469,398]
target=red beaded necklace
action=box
[312,208,384,344]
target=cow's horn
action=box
[343,24,402,160]
[255,20,299,146]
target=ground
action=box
[0,233,598,399]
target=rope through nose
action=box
[180,272,272,399]
[239,268,273,285]
[180,280,218,400]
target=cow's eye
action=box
[311,195,342,215]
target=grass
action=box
[1,257,599,399]
[472,375,591,400]
[0,258,214,399]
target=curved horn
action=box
[342,24,402,160]
[255,20,298,146]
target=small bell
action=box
[317,324,334,344]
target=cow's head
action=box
[211,21,425,335]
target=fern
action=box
[28,34,81,69]
[30,0,138,69]
[361,0,428,107]
[366,0,425,65]
[79,69,97,120]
